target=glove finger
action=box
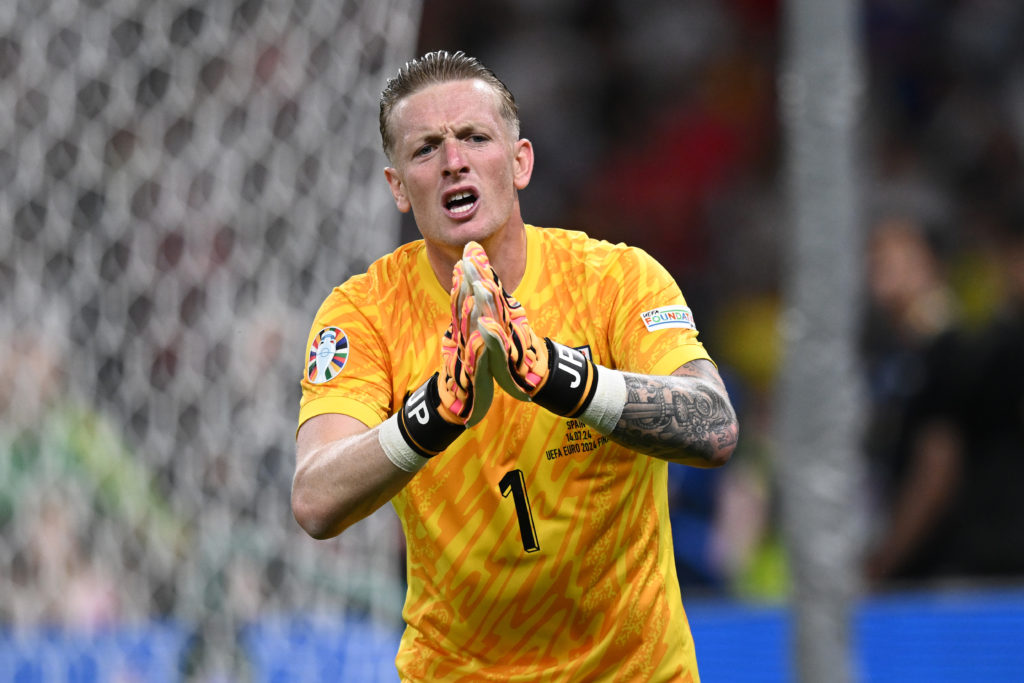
[451,260,472,329]
[439,329,470,422]
[457,266,473,319]
[478,314,532,401]
[465,332,493,427]
[456,294,494,426]
[470,278,503,334]
[461,241,492,280]
[462,253,502,322]
[458,292,477,346]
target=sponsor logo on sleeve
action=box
[640,306,696,332]
[308,326,349,384]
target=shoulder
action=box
[528,225,654,274]
[331,240,425,303]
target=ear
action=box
[512,138,534,191]
[384,167,411,213]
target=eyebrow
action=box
[411,122,493,145]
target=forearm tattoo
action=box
[610,360,738,463]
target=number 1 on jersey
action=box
[499,469,540,553]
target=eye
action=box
[414,144,434,157]
[468,134,489,143]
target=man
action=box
[292,50,738,681]
[861,212,964,583]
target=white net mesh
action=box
[0,0,419,678]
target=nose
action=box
[442,140,468,176]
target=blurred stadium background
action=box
[1,0,1023,681]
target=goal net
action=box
[0,0,419,678]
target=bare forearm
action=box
[292,420,415,539]
[607,360,738,467]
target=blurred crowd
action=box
[417,0,1024,598]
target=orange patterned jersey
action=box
[299,225,711,682]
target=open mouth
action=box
[444,190,478,217]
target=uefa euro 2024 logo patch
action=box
[640,305,696,332]
[308,326,349,384]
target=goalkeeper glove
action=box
[461,241,625,432]
[379,257,493,472]
[438,259,493,428]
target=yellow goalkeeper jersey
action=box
[299,225,711,682]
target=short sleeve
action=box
[298,281,393,431]
[602,247,711,375]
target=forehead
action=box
[390,79,506,138]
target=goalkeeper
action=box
[292,50,739,681]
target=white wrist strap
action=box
[580,365,627,435]
[379,414,431,473]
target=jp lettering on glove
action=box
[379,257,493,472]
[460,241,627,434]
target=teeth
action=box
[446,191,476,214]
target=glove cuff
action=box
[386,374,465,466]
[531,339,599,418]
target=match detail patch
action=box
[640,306,695,332]
[308,326,349,384]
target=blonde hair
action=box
[379,50,519,162]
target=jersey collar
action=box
[416,225,542,313]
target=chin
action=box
[441,223,498,247]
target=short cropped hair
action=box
[379,50,520,163]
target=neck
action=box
[425,222,528,294]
